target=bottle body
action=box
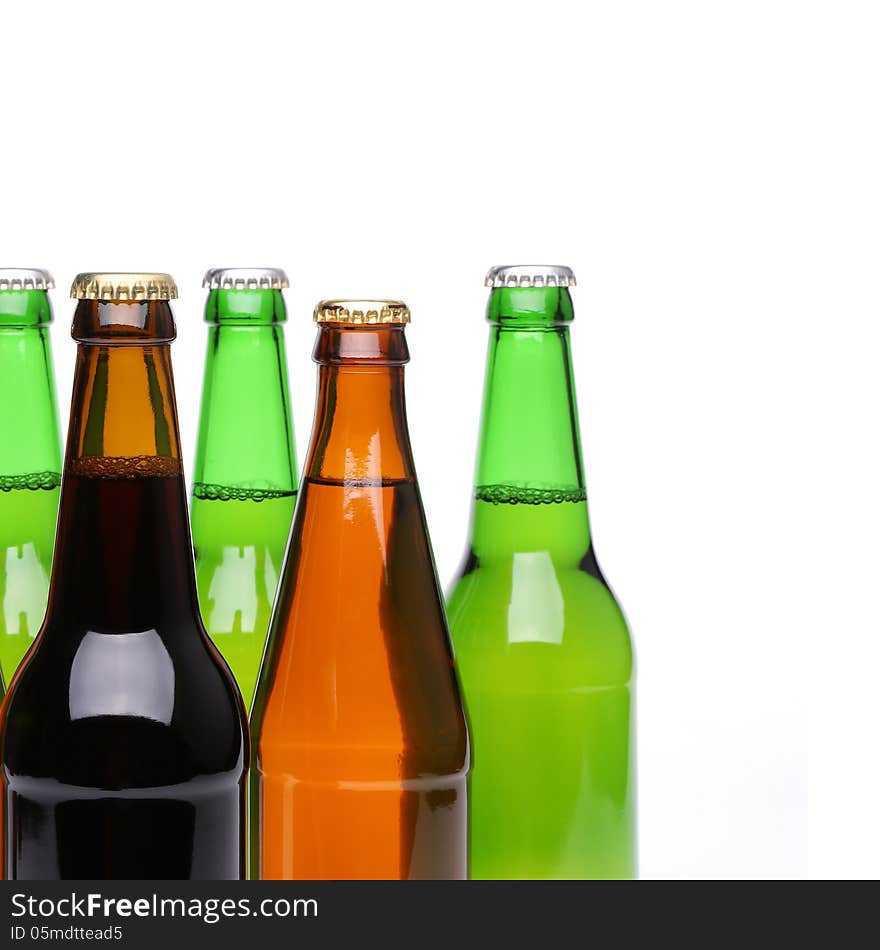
[0,284,62,685]
[1,287,247,880]
[4,463,245,879]
[192,282,298,711]
[447,278,636,879]
[191,482,295,711]
[447,497,635,879]
[251,312,469,880]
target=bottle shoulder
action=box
[446,552,633,684]
[253,479,470,777]
[1,621,246,784]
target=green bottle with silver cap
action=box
[0,269,63,689]
[191,268,298,711]
[446,264,636,879]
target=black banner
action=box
[0,879,832,948]
[0,880,641,948]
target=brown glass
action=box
[251,323,470,880]
[0,299,248,880]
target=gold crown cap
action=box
[70,273,178,301]
[314,299,410,325]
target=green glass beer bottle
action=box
[191,268,298,710]
[446,265,636,880]
[0,269,62,687]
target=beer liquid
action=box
[447,488,636,880]
[3,459,245,879]
[0,474,59,679]
[253,475,467,880]
[191,484,297,710]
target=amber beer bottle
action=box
[0,273,247,880]
[251,300,469,880]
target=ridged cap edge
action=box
[0,268,54,291]
[70,273,178,301]
[314,299,410,325]
[203,268,289,290]
[485,264,577,288]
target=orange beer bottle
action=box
[251,300,469,879]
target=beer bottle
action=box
[251,300,469,880]
[192,268,298,711]
[1,273,248,880]
[446,265,637,879]
[0,269,62,686]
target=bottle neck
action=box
[470,287,591,561]
[193,324,297,499]
[0,291,61,486]
[305,326,414,483]
[194,287,296,498]
[47,301,198,631]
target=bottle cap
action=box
[203,268,289,290]
[314,300,410,325]
[0,268,54,291]
[70,273,178,301]
[485,265,576,288]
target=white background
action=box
[2,0,877,879]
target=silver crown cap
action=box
[0,268,55,291]
[485,264,576,288]
[203,268,289,290]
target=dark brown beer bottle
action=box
[0,273,247,880]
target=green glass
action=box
[0,277,62,687]
[446,274,636,879]
[191,279,298,711]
